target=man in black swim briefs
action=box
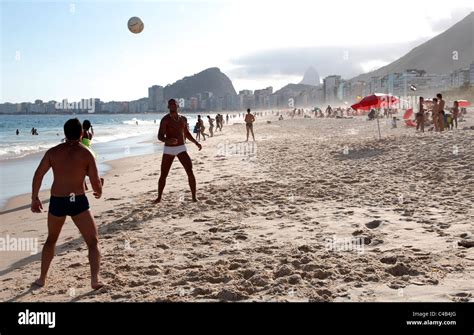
[31,118,104,290]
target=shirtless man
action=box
[31,118,103,290]
[436,93,445,132]
[416,97,425,132]
[154,99,202,203]
[244,108,255,142]
[432,98,439,131]
[452,100,460,129]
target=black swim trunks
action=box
[49,194,90,217]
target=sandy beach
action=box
[1,113,473,302]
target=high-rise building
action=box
[148,85,164,112]
[129,98,148,113]
[323,75,342,104]
[239,90,253,96]
[469,62,474,86]
[254,87,273,109]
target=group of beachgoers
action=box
[29,100,257,290]
[16,127,39,135]
[194,114,224,140]
[415,93,465,132]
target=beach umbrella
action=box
[457,100,471,107]
[351,93,399,140]
[351,93,399,111]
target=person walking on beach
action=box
[416,97,425,132]
[154,99,202,203]
[325,105,332,117]
[214,114,220,132]
[245,108,255,142]
[197,115,208,141]
[226,114,229,124]
[452,101,460,129]
[194,121,201,141]
[207,115,215,137]
[218,114,224,131]
[436,93,445,131]
[215,114,222,131]
[432,98,439,131]
[31,118,104,290]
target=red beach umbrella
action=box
[457,100,471,107]
[351,93,400,140]
[351,93,399,111]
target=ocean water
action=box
[0,112,226,208]
[0,114,165,159]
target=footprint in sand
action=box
[458,240,474,248]
[365,220,383,229]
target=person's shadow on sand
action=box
[5,282,44,302]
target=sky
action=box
[1,0,473,103]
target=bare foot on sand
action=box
[33,279,45,288]
[152,197,161,204]
[92,281,106,290]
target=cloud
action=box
[426,8,473,33]
[228,39,426,82]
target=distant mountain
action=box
[351,12,474,82]
[163,67,237,99]
[299,66,320,86]
[274,83,317,96]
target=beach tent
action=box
[403,108,416,127]
[403,108,413,120]
[404,120,416,127]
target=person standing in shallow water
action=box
[154,99,202,203]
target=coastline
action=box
[0,111,247,208]
[0,152,151,214]
[1,114,473,302]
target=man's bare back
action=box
[31,118,103,290]
[46,142,101,197]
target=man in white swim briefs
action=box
[154,99,202,203]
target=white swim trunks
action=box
[163,144,187,156]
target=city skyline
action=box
[2,0,474,103]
